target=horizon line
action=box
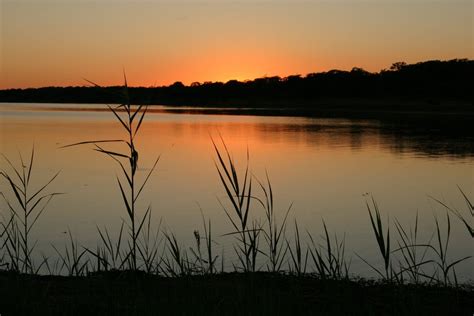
[1,58,471,91]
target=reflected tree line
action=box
[251,117,474,158]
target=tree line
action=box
[0,59,472,109]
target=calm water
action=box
[0,103,473,279]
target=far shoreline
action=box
[1,97,473,121]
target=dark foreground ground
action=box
[0,271,472,315]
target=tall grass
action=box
[212,136,261,272]
[0,139,470,285]
[0,218,7,269]
[307,220,350,280]
[137,211,162,273]
[392,213,432,284]
[358,197,393,281]
[0,83,471,285]
[431,213,471,286]
[189,210,218,274]
[428,188,472,285]
[359,197,471,285]
[287,220,308,276]
[86,222,127,272]
[1,212,21,271]
[255,172,291,272]
[433,186,473,238]
[162,230,192,276]
[0,147,60,273]
[165,216,220,276]
[62,77,159,270]
[52,229,89,276]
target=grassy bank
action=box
[1,271,473,315]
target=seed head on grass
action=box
[61,76,160,271]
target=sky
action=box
[1,0,472,89]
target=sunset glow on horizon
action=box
[1,0,472,89]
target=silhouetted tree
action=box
[390,62,407,71]
[0,59,472,108]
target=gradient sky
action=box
[1,0,472,88]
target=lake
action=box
[0,103,473,279]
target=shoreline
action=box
[1,99,473,120]
[1,271,473,315]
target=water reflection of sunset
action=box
[1,104,473,278]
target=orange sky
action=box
[1,0,472,89]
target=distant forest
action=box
[1,59,472,111]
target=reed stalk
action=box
[62,77,159,270]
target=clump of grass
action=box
[359,196,471,285]
[137,210,163,273]
[212,136,261,272]
[0,147,60,273]
[202,216,218,274]
[433,186,473,238]
[62,77,159,270]
[84,205,162,274]
[255,172,291,273]
[84,222,128,272]
[287,220,308,276]
[426,187,473,286]
[52,229,89,276]
[41,252,62,275]
[392,213,433,284]
[430,213,471,286]
[189,209,218,274]
[162,230,192,276]
[0,212,21,271]
[0,223,4,268]
[358,196,393,281]
[307,220,351,280]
